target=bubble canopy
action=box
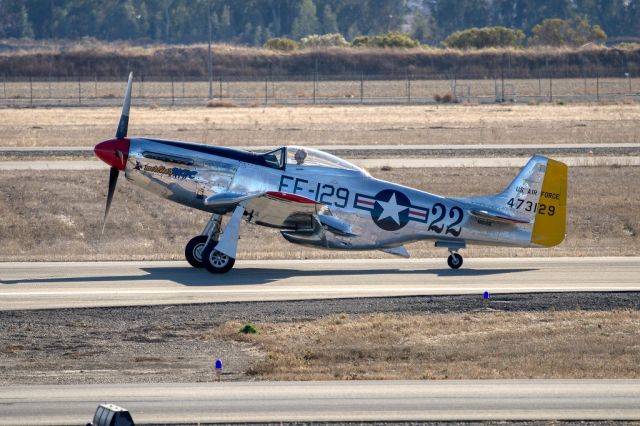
[262,146,368,176]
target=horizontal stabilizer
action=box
[470,209,531,225]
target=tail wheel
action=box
[202,243,235,274]
[185,235,211,268]
[447,253,463,269]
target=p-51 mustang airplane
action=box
[95,74,567,273]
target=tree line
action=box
[0,0,638,46]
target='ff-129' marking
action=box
[278,175,349,208]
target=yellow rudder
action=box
[531,158,568,247]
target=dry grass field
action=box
[3,299,638,384]
[213,310,640,380]
[1,103,639,148]
[2,41,639,79]
[0,166,637,261]
[2,77,638,104]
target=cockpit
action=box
[262,145,369,176]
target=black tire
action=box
[202,243,235,274]
[185,235,210,268]
[447,253,463,269]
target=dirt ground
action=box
[1,293,638,385]
[1,103,639,148]
[0,166,637,261]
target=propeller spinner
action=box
[95,72,133,234]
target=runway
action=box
[2,380,639,424]
[1,257,638,310]
[2,142,639,152]
[0,155,638,170]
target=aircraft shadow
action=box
[0,266,536,286]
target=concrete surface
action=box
[1,380,639,424]
[0,156,639,170]
[1,257,638,310]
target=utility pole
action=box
[207,0,213,100]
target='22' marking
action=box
[428,204,464,237]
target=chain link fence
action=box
[1,74,638,107]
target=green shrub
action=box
[351,35,371,47]
[444,26,525,49]
[369,32,420,48]
[529,18,606,47]
[300,33,349,48]
[374,32,420,48]
[263,37,299,51]
[239,323,258,334]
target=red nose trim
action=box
[94,138,130,170]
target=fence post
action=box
[360,73,364,104]
[219,77,222,99]
[271,76,275,101]
[94,74,98,99]
[407,74,411,104]
[2,76,6,99]
[538,78,542,98]
[29,77,33,106]
[313,72,317,105]
[48,76,52,99]
[596,73,600,101]
[549,77,552,103]
[78,76,81,105]
[171,77,175,106]
[182,75,185,99]
[264,76,268,105]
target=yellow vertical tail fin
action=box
[530,158,568,247]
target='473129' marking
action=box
[507,198,556,216]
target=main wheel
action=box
[185,235,210,268]
[447,253,463,269]
[202,243,235,274]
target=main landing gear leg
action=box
[202,205,245,274]
[435,241,465,270]
[185,213,222,268]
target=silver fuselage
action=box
[125,138,535,251]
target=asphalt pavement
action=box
[1,257,639,310]
[2,380,639,424]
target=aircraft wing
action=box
[206,191,324,230]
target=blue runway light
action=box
[215,359,223,370]
[483,291,489,299]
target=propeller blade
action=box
[115,72,133,139]
[101,166,120,235]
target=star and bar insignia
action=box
[354,189,429,231]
